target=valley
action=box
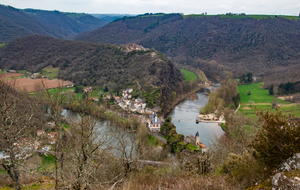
[1,4,300,190]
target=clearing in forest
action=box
[42,67,59,79]
[238,82,277,104]
[180,69,197,82]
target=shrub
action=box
[221,151,264,187]
[251,111,300,172]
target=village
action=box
[0,85,167,160]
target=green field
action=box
[0,44,5,48]
[239,104,300,118]
[238,82,276,104]
[46,86,106,101]
[180,69,197,82]
[42,67,59,79]
[238,82,300,118]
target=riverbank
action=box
[166,82,225,147]
[197,113,225,123]
[63,104,136,129]
[162,80,215,117]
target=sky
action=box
[0,0,300,15]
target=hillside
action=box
[23,9,109,38]
[75,13,300,76]
[263,64,300,89]
[0,5,108,42]
[0,5,64,42]
[0,35,185,112]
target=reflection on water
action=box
[61,109,136,156]
[166,83,224,147]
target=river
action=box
[166,83,225,147]
[60,83,224,148]
[60,109,136,155]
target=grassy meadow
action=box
[238,82,275,104]
[180,69,197,82]
[238,82,300,118]
[0,44,5,48]
[42,67,59,79]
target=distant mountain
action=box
[0,35,186,112]
[91,14,135,22]
[0,5,108,42]
[75,13,300,76]
[0,5,64,42]
[23,9,109,38]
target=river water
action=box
[60,83,224,148]
[60,109,136,155]
[166,84,225,147]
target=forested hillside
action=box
[0,35,187,111]
[91,14,134,22]
[23,9,109,38]
[0,5,108,42]
[0,5,64,42]
[75,13,300,76]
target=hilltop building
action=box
[147,112,161,132]
[121,43,149,52]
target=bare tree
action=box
[36,79,68,189]
[109,124,140,177]
[62,112,110,189]
[0,79,42,190]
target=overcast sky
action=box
[1,0,300,15]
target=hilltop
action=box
[75,13,300,76]
[0,5,108,42]
[0,35,185,112]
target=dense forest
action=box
[0,35,188,112]
[0,5,108,42]
[263,64,300,89]
[75,13,300,76]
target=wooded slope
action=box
[0,35,185,111]
[75,14,300,76]
[0,5,108,42]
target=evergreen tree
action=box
[104,86,108,92]
[74,85,83,93]
[268,84,274,95]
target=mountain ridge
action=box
[75,14,300,76]
[0,5,109,42]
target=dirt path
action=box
[243,103,271,105]
[278,96,293,101]
[234,104,241,114]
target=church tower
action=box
[195,131,200,145]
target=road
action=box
[33,150,168,165]
[147,131,167,144]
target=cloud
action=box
[0,0,299,15]
[239,6,248,10]
[217,4,232,9]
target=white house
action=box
[147,112,161,132]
